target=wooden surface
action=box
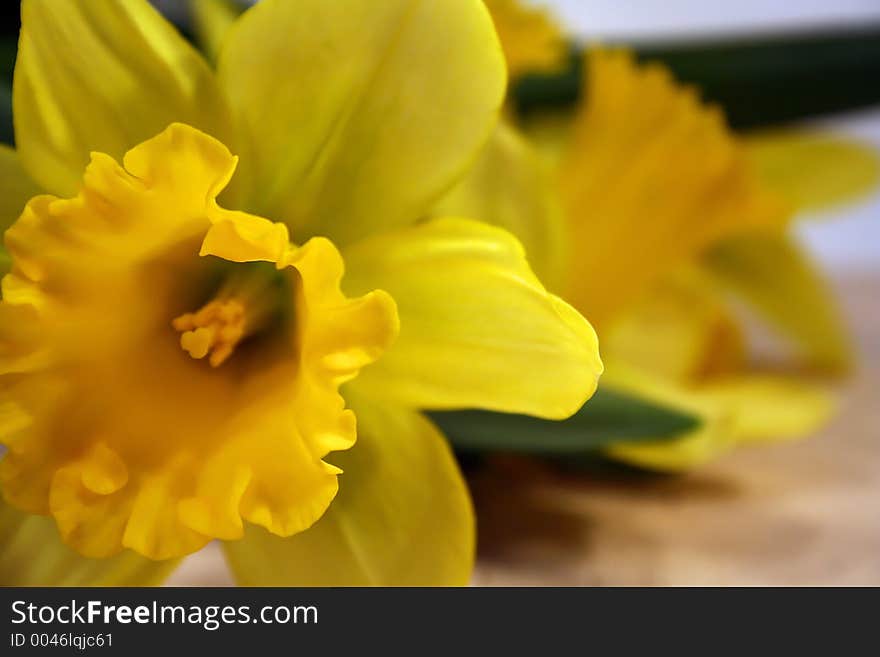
[169,273,879,586]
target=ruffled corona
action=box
[0,123,399,560]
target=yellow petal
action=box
[0,500,178,585]
[223,397,473,586]
[435,120,568,291]
[707,376,835,443]
[0,145,41,233]
[484,0,567,78]
[746,130,880,213]
[557,49,789,326]
[190,0,240,64]
[342,218,602,419]
[14,0,234,197]
[0,145,42,276]
[217,0,506,244]
[607,430,732,472]
[603,267,745,384]
[703,232,852,373]
[604,365,834,471]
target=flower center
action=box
[172,263,287,367]
[173,299,247,366]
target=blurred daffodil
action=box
[0,0,602,585]
[547,50,875,470]
[444,27,878,471]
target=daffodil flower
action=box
[0,0,602,585]
[444,28,877,471]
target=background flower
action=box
[443,2,878,470]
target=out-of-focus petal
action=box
[435,120,568,290]
[699,375,835,443]
[604,364,834,471]
[704,232,853,373]
[746,130,880,214]
[0,145,41,276]
[0,145,41,233]
[603,267,745,384]
[0,500,178,585]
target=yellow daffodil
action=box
[444,27,877,471]
[0,0,602,585]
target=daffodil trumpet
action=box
[2,123,401,561]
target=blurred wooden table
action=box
[471,273,880,586]
[170,273,879,586]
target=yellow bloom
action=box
[0,0,602,585]
[445,43,875,470]
[3,123,397,561]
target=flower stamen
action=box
[173,299,247,367]
[172,262,286,367]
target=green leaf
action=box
[0,36,16,84]
[1,32,16,145]
[513,28,880,129]
[428,387,700,454]
[0,83,12,146]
